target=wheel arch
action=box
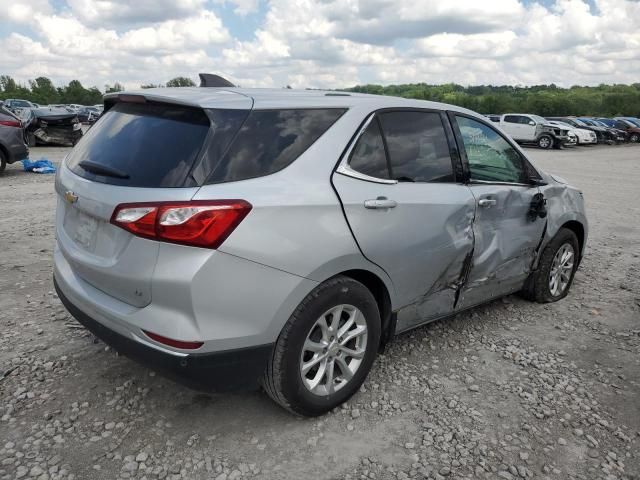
[560,220,585,262]
[0,142,9,163]
[336,269,395,351]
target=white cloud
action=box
[0,0,639,91]
[0,0,52,23]
[66,0,207,26]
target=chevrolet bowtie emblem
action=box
[64,191,78,204]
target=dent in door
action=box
[458,187,547,307]
[395,203,475,332]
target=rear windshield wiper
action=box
[78,161,130,179]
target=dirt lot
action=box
[1,144,639,480]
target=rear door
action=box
[501,115,524,140]
[333,109,476,331]
[450,114,547,309]
[55,97,250,307]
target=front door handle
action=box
[364,197,397,209]
[478,198,497,208]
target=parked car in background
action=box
[53,86,588,415]
[546,117,612,144]
[595,118,640,142]
[576,118,627,143]
[3,98,36,116]
[499,114,574,149]
[545,120,597,145]
[65,104,84,112]
[77,106,101,124]
[485,114,500,123]
[0,104,29,174]
[20,107,83,146]
[614,117,640,128]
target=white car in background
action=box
[546,120,597,145]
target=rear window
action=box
[66,103,215,188]
[205,108,346,184]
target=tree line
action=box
[3,73,640,116]
[0,76,196,106]
[347,83,640,117]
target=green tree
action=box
[166,76,196,87]
[105,82,124,93]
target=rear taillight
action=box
[111,200,251,248]
[0,120,21,128]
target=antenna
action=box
[199,73,236,88]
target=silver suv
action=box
[54,86,587,416]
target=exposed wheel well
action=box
[0,143,8,162]
[561,220,585,258]
[339,269,394,351]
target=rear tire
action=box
[262,275,381,416]
[537,134,553,149]
[0,150,6,175]
[521,228,579,303]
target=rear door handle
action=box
[364,197,397,209]
[478,198,497,208]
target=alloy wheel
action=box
[549,243,575,296]
[299,304,368,396]
[539,136,551,148]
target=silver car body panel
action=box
[456,184,546,309]
[54,87,588,358]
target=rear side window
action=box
[206,109,346,184]
[67,103,213,187]
[348,119,390,179]
[378,111,454,183]
[503,115,519,123]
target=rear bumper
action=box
[2,128,29,163]
[55,276,273,391]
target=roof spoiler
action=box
[199,73,235,88]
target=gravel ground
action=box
[1,144,639,480]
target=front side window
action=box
[378,111,454,183]
[456,116,528,184]
[348,118,390,179]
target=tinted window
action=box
[348,119,390,179]
[207,109,345,184]
[379,111,454,183]
[67,102,212,187]
[504,115,520,124]
[456,116,528,184]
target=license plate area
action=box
[64,206,99,252]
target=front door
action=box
[451,114,547,309]
[333,110,476,331]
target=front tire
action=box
[629,133,639,143]
[262,276,381,416]
[0,150,6,175]
[521,228,580,303]
[537,134,553,149]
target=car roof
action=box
[105,87,478,116]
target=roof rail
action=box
[199,73,236,88]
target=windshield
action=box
[530,114,547,124]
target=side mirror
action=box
[529,121,536,126]
[529,177,548,187]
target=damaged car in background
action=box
[53,85,588,416]
[20,107,83,147]
[498,114,576,149]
